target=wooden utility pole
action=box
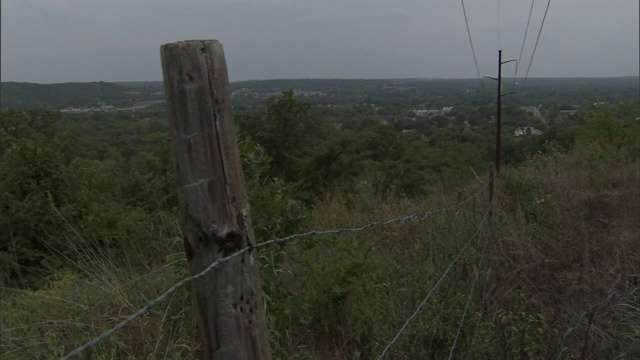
[486,50,516,174]
[161,40,271,360]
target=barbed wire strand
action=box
[461,225,494,360]
[59,247,248,360]
[377,205,491,360]
[60,186,489,360]
[448,225,493,359]
[463,172,497,360]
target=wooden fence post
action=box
[160,40,271,360]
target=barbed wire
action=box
[448,225,493,359]
[59,246,248,360]
[60,185,489,360]
[262,185,487,247]
[377,205,491,360]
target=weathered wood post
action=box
[160,40,271,360]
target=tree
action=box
[0,110,81,287]
[258,90,323,180]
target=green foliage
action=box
[239,136,305,241]
[582,109,637,155]
[2,81,639,359]
[0,110,83,287]
[240,140,310,358]
[0,109,180,288]
[238,90,323,182]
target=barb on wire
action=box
[377,206,491,360]
[61,185,489,360]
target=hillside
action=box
[1,116,638,358]
[0,79,638,358]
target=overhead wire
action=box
[461,0,484,91]
[521,0,552,92]
[515,0,536,86]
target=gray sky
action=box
[1,0,638,83]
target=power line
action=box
[515,0,536,86]
[521,0,551,92]
[461,0,484,90]
[60,187,488,360]
[377,206,491,360]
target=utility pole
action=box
[485,50,516,174]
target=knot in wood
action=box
[216,230,244,256]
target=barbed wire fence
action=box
[448,220,493,359]
[60,176,495,360]
[377,204,492,360]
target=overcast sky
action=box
[1,0,638,83]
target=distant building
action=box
[411,107,453,116]
[521,105,544,120]
[514,126,543,137]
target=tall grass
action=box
[269,142,640,359]
[2,140,638,359]
[0,213,200,359]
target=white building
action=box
[514,126,543,137]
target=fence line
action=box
[376,205,491,360]
[448,225,493,359]
[60,184,489,360]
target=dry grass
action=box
[0,223,200,360]
[271,143,639,359]
[487,144,640,359]
[273,174,493,359]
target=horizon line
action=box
[2,75,639,86]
